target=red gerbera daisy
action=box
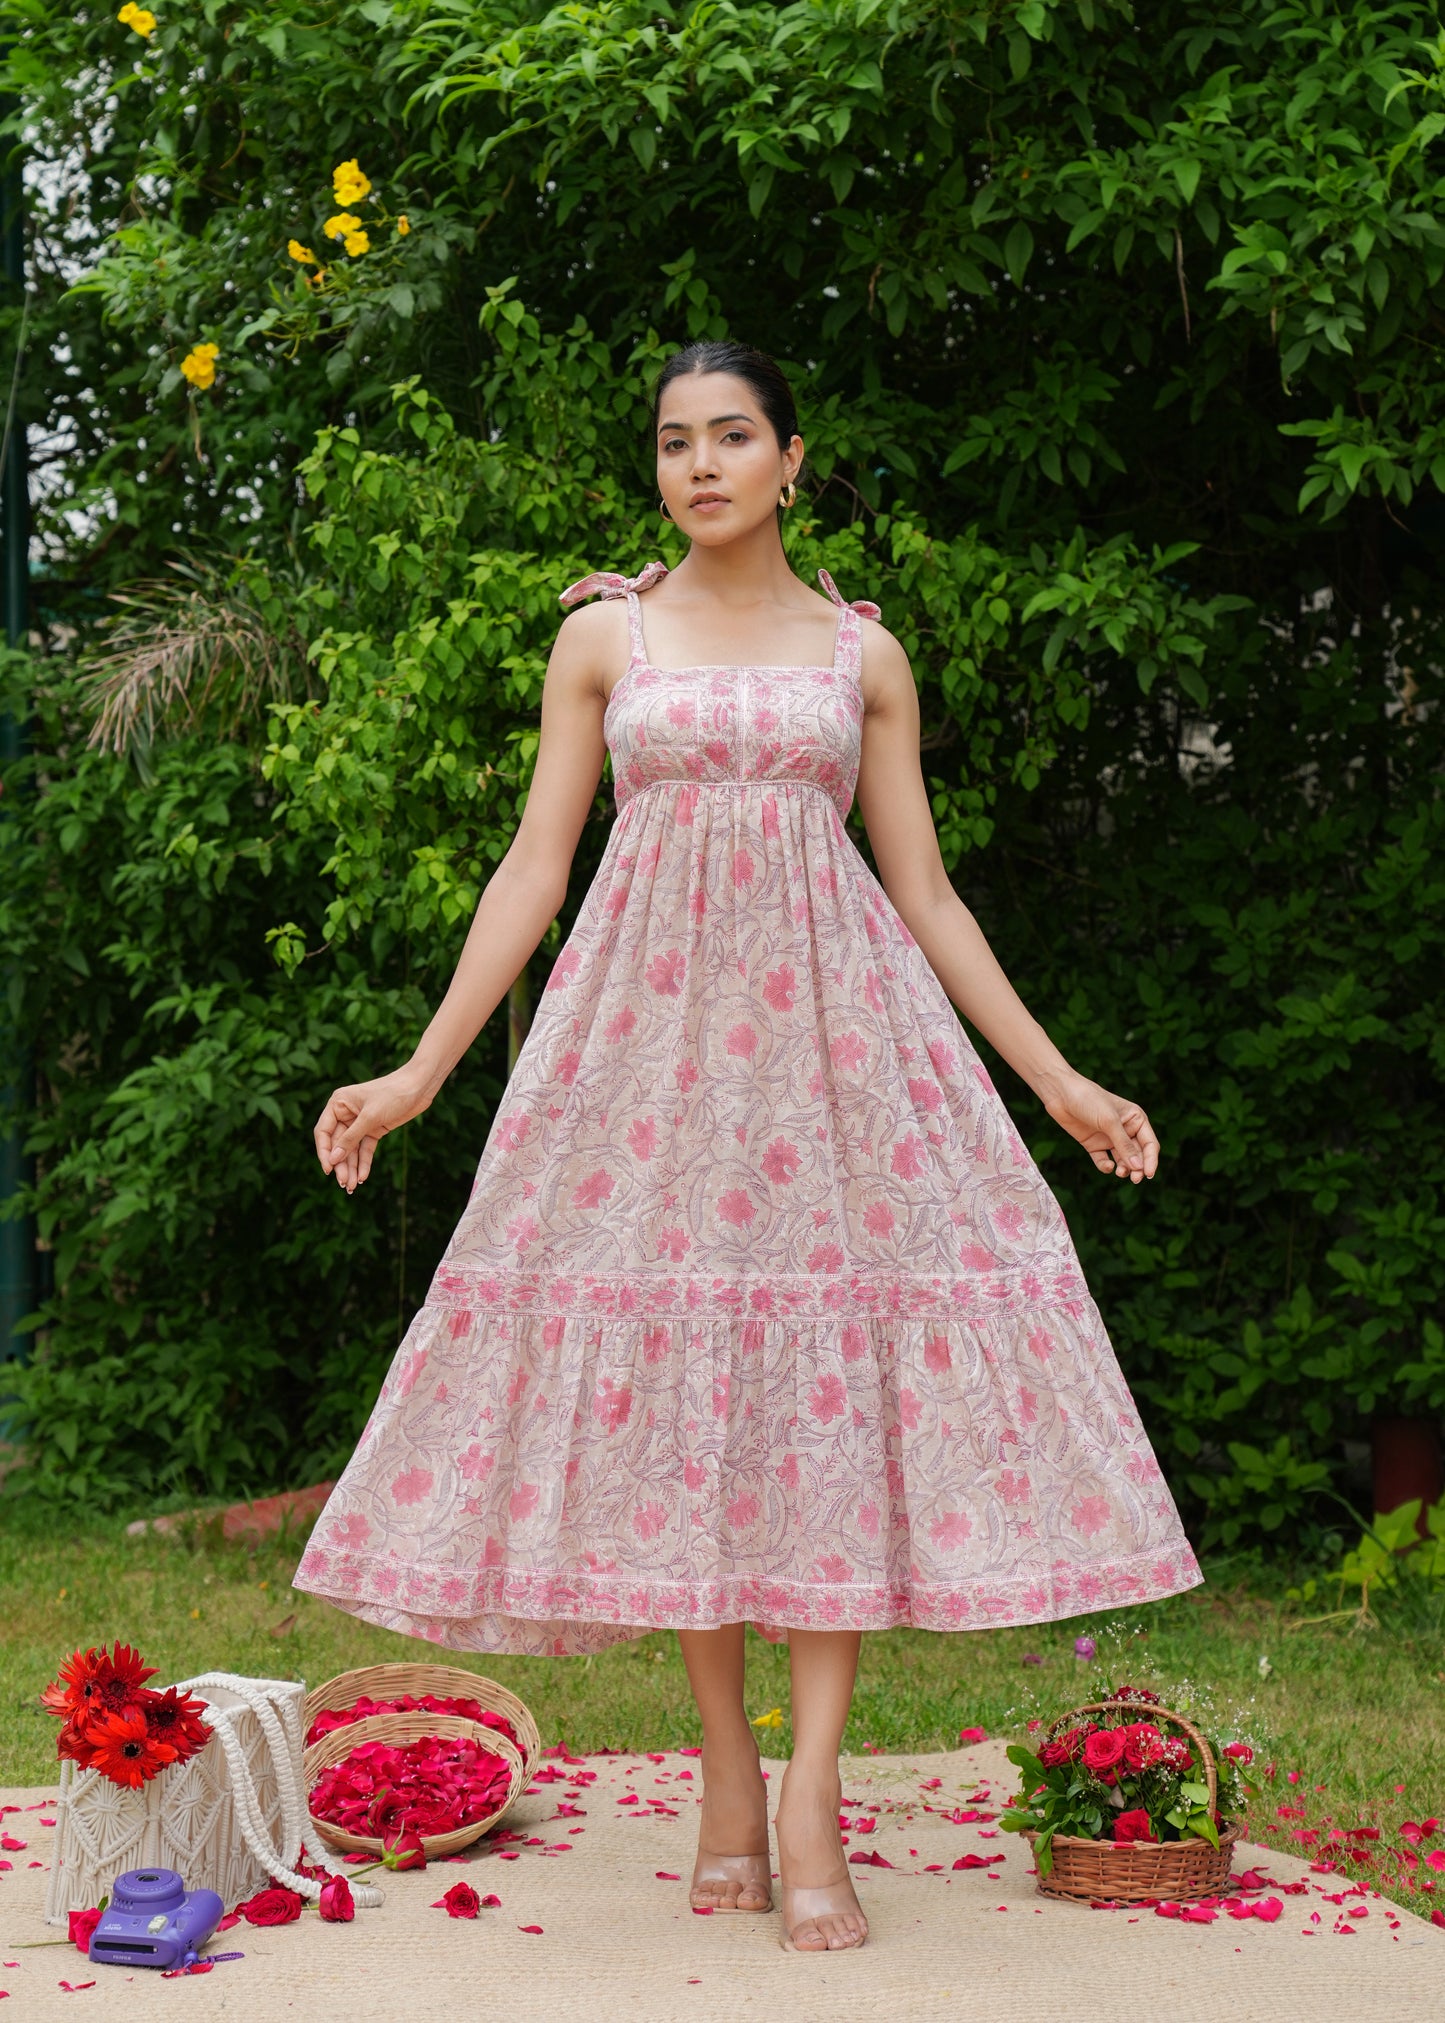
[83,1704,178,1790]
[140,1687,212,1764]
[55,1714,99,1770]
[40,1643,157,1724]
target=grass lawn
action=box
[2,1507,1442,1918]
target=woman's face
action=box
[655,371,803,545]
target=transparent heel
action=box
[689,1849,774,1912]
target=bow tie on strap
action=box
[816,568,882,622]
[559,562,671,607]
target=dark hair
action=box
[652,340,800,450]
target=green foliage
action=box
[0,1,1442,1529]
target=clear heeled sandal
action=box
[689,1848,774,1912]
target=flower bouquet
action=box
[41,1644,212,1788]
[1000,1689,1258,1903]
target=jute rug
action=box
[2,1742,1439,2021]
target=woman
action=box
[294,340,1202,1953]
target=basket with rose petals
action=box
[1000,1692,1257,1903]
[303,1662,539,1769]
[305,1713,526,1859]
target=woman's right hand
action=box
[314,1067,432,1194]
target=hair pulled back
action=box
[652,340,799,451]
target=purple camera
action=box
[88,1867,224,1970]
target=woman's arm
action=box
[314,599,628,1192]
[853,624,1159,1184]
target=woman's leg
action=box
[774,1627,868,1950]
[676,1623,771,1909]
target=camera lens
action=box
[136,1873,160,1883]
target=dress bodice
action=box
[559,563,878,818]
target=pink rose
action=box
[318,1874,355,1923]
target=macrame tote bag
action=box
[44,1672,383,1925]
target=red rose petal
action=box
[518,1924,544,1934]
[656,1872,681,1880]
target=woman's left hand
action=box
[1040,1071,1160,1183]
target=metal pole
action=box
[0,98,33,1373]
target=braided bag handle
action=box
[176,1673,384,1909]
[1045,1699,1219,1813]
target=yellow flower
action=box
[395,214,410,236]
[323,211,361,241]
[118,3,157,36]
[287,239,317,265]
[342,230,370,257]
[332,159,372,205]
[180,341,219,390]
[749,1706,785,1729]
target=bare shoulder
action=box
[857,616,914,714]
[549,597,630,700]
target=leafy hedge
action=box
[1,1,1442,1544]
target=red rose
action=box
[1081,1728,1127,1775]
[1037,1742,1072,1770]
[238,1887,304,1926]
[382,1828,427,1871]
[1121,1723,1166,1773]
[1224,1742,1254,1765]
[318,1875,354,1923]
[1113,1809,1156,1845]
[68,1906,103,1954]
[434,1881,481,1919]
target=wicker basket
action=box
[303,1661,541,1769]
[304,1711,527,1857]
[1026,1700,1240,1904]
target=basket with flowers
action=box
[999,1687,1258,1902]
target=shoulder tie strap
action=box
[558,561,670,608]
[816,567,881,624]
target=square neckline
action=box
[605,592,848,715]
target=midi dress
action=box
[293,562,1203,1656]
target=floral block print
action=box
[293,565,1202,1655]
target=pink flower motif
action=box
[573,1169,615,1209]
[763,963,796,1011]
[841,1321,870,1362]
[807,1372,848,1423]
[717,1188,756,1227]
[998,1468,1031,1506]
[1018,1385,1039,1425]
[725,1490,760,1527]
[807,1241,844,1272]
[632,1500,667,1540]
[657,1224,692,1261]
[923,1333,952,1374]
[1070,1495,1112,1538]
[1026,1327,1053,1361]
[666,698,693,727]
[390,1467,434,1507]
[592,1377,634,1433]
[509,1482,540,1522]
[829,1031,867,1071]
[627,1116,658,1159]
[683,1457,707,1490]
[545,947,581,992]
[543,1314,565,1349]
[926,1039,958,1077]
[971,1061,996,1094]
[604,1004,638,1042]
[732,847,755,887]
[907,1077,943,1114]
[760,1137,801,1185]
[507,1365,529,1406]
[1125,1451,1163,1484]
[556,1048,581,1086]
[494,1109,531,1152]
[898,1387,923,1430]
[712,1373,731,1419]
[641,1323,671,1364]
[863,1200,895,1237]
[676,1056,700,1092]
[890,1132,928,1179]
[645,949,686,996]
[777,1453,800,1489]
[862,969,884,1012]
[815,1553,853,1583]
[457,1445,494,1483]
[726,1021,758,1059]
[761,795,780,839]
[929,1509,973,1550]
[858,1500,880,1538]
[958,1242,995,1271]
[993,1200,1026,1240]
[505,1212,539,1253]
[330,1511,372,1549]
[449,1310,474,1338]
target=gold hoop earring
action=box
[659,497,672,521]
[780,482,797,509]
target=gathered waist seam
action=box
[616,778,847,816]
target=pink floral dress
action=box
[293,563,1202,1655]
